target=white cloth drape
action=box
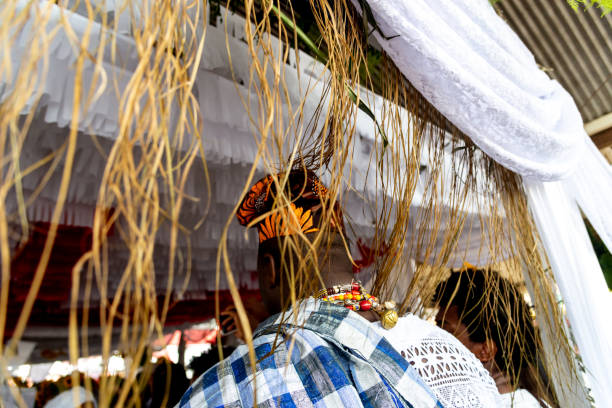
[525,178,612,408]
[563,140,612,251]
[354,0,587,181]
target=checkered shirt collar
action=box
[255,299,440,405]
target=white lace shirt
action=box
[373,314,504,408]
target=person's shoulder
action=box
[177,347,245,407]
[179,337,291,408]
[377,313,443,344]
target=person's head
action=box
[256,231,353,314]
[434,269,535,378]
[37,373,98,408]
[434,268,557,406]
[237,169,349,315]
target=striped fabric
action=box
[177,299,442,407]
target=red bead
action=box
[345,304,355,311]
[351,289,360,296]
[359,300,372,311]
[352,282,360,291]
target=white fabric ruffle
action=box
[4,1,512,294]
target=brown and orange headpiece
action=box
[236,170,344,243]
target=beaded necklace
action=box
[314,280,399,329]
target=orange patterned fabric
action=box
[236,170,343,243]
[258,203,319,242]
[236,175,273,227]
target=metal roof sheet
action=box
[497,1,612,124]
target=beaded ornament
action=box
[314,280,398,329]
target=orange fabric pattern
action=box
[258,203,319,242]
[236,175,272,226]
[236,170,342,243]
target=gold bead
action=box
[380,309,398,330]
[384,300,397,310]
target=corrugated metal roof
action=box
[496,1,612,124]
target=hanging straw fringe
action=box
[0,0,583,406]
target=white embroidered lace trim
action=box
[374,314,503,408]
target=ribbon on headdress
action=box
[236,170,343,243]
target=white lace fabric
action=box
[352,0,587,181]
[374,314,502,408]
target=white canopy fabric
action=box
[353,0,586,181]
[563,140,612,252]
[359,0,612,406]
[526,177,612,408]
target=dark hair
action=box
[149,359,190,408]
[188,347,236,382]
[434,268,557,407]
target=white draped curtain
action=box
[525,177,612,408]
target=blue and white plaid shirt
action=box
[178,299,442,407]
